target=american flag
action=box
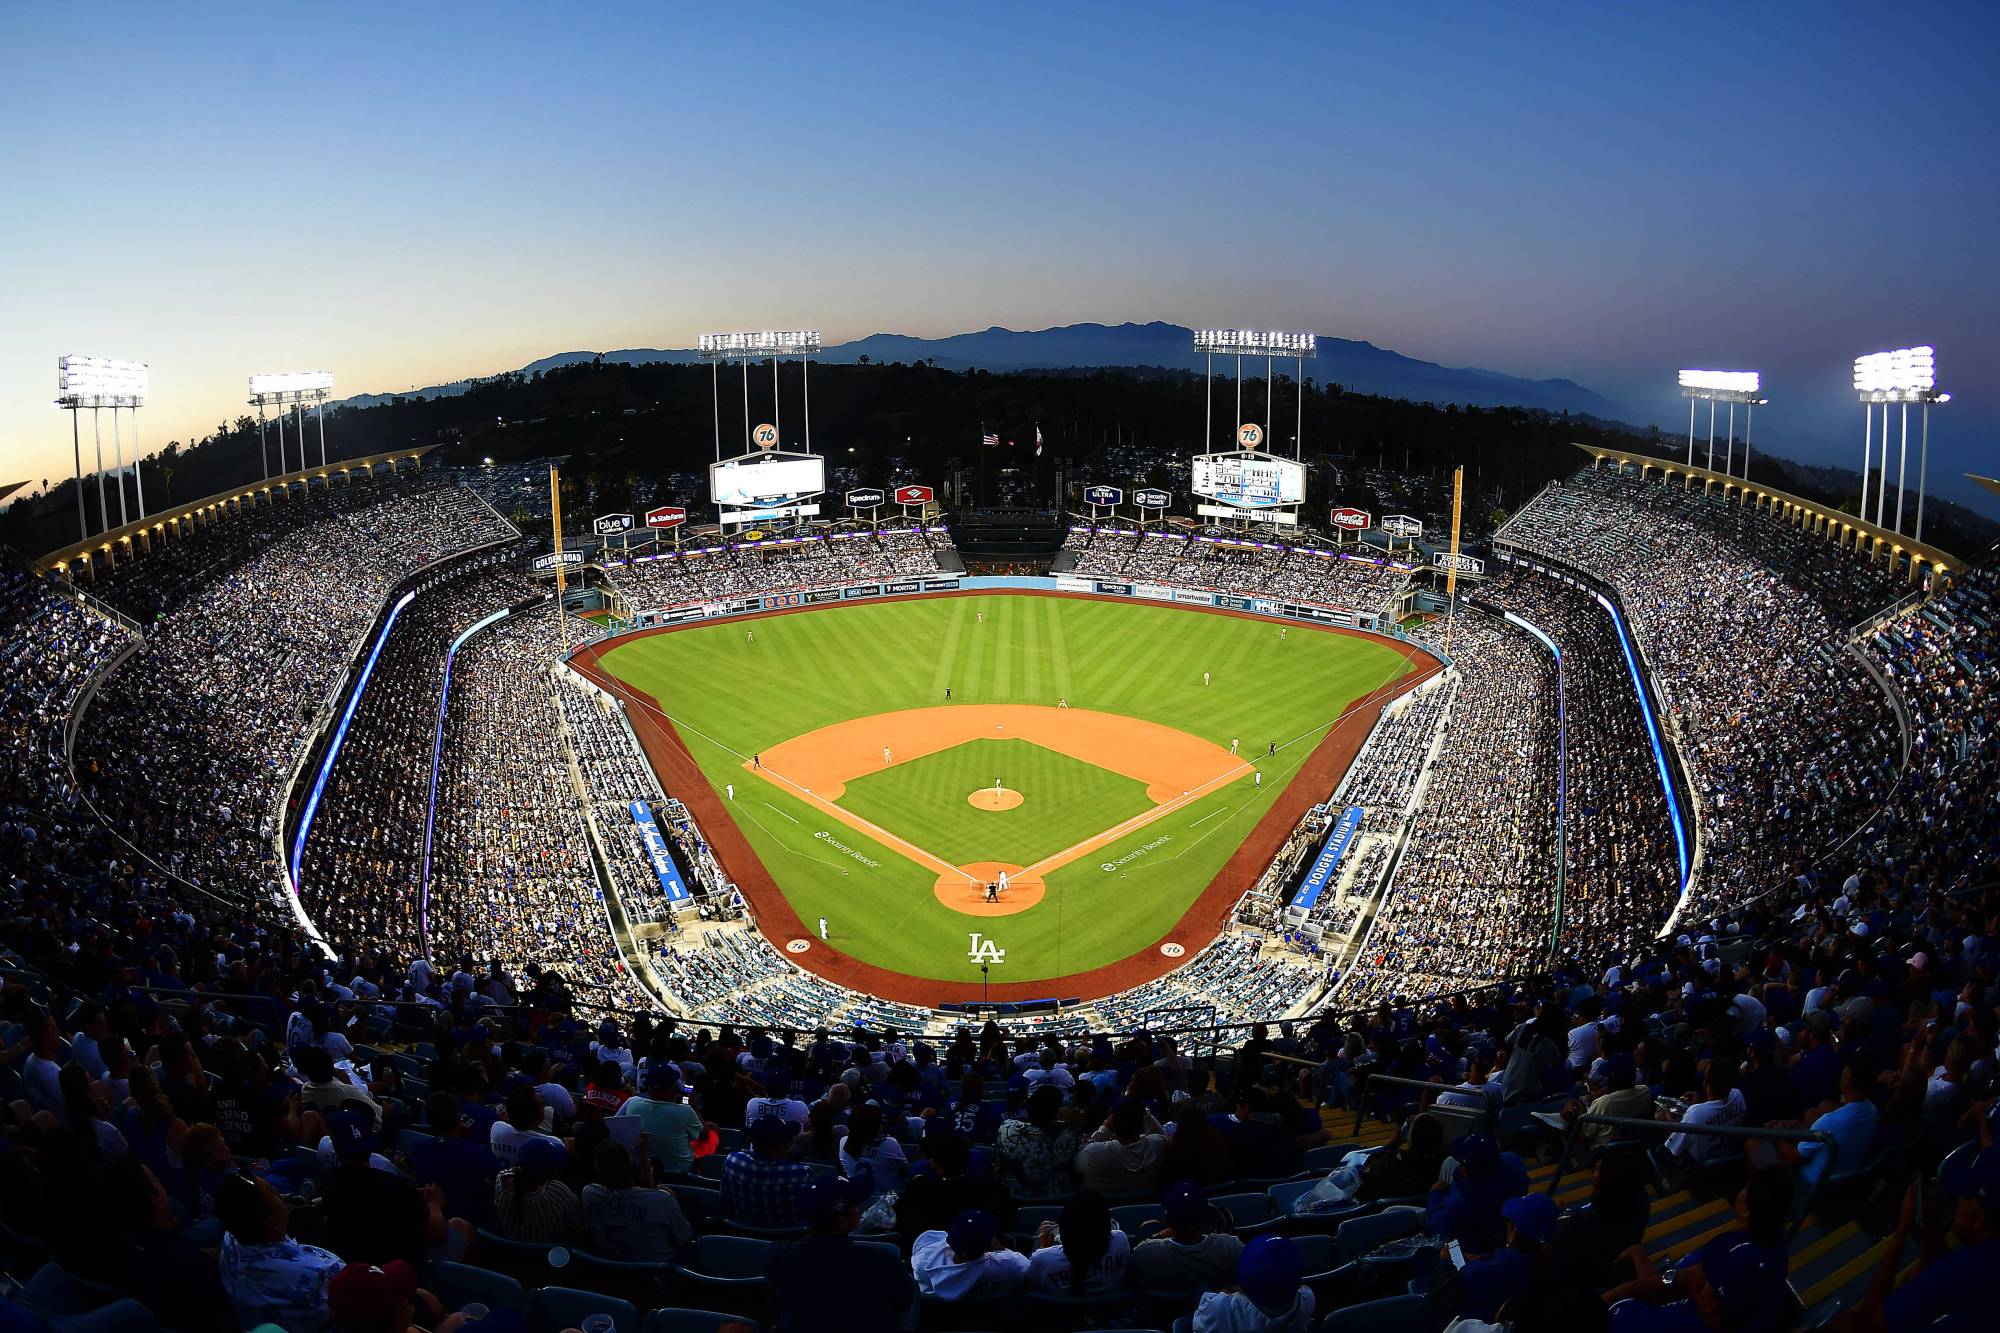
[981,431,1000,448]
[1035,425,1044,457]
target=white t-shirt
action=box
[744,1096,810,1131]
[1028,1229,1131,1295]
[490,1121,565,1167]
[912,1231,1031,1301]
[1566,1022,1600,1070]
[1665,1088,1746,1161]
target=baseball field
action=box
[586,593,1425,1001]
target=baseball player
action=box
[945,685,952,700]
[746,629,754,644]
[994,777,1003,796]
[726,782,735,800]
[997,869,1010,895]
[882,746,892,764]
[818,917,828,941]
[1203,671,1210,686]
[1230,737,1239,755]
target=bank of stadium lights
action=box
[697,330,824,459]
[1677,369,1765,479]
[1854,346,1949,542]
[248,371,336,480]
[54,355,150,543]
[1194,330,1317,460]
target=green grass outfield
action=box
[597,594,1412,986]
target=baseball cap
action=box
[1704,1240,1785,1324]
[1454,1133,1498,1175]
[1237,1234,1305,1310]
[1162,1180,1207,1231]
[750,1114,795,1148]
[1941,1145,2000,1206]
[327,1260,418,1322]
[643,1061,682,1092]
[1586,1058,1611,1086]
[797,1174,869,1228]
[325,1109,376,1157]
[947,1208,996,1258]
[516,1135,567,1172]
[1502,1192,1559,1245]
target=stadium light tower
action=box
[54,355,149,542]
[697,331,823,460]
[1854,347,1948,540]
[249,372,336,478]
[1676,370,1763,478]
[1193,330,1317,458]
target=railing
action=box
[1557,1112,1839,1239]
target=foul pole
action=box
[550,463,567,647]
[1443,465,1464,656]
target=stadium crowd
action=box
[1502,469,1904,922]
[603,528,948,611]
[1066,528,1413,619]
[2,456,1999,1330]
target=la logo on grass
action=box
[968,933,1006,965]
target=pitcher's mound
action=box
[968,787,1024,811]
[935,861,1045,915]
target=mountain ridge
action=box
[336,320,1620,418]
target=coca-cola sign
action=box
[1329,507,1372,531]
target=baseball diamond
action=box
[576,590,1435,1003]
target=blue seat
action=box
[1022,1287,1136,1321]
[678,1233,772,1285]
[1213,1192,1277,1232]
[1316,1292,1430,1333]
[527,1285,641,1333]
[1293,1232,1337,1276]
[1269,1178,1322,1216]
[1015,1202,1068,1233]
[474,1227,567,1281]
[17,1263,128,1316]
[1335,1207,1424,1265]
[1304,1143,1358,1171]
[434,1260,527,1317]
[1108,1202,1165,1236]
[41,1300,161,1333]
[641,1311,764,1333]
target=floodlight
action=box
[697,330,823,358]
[1677,369,1760,394]
[56,355,149,407]
[1852,346,1936,396]
[248,371,336,398]
[1193,329,1317,358]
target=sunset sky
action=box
[4,2,1995,511]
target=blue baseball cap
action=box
[947,1208,996,1257]
[1454,1133,1498,1175]
[1237,1234,1304,1309]
[749,1114,795,1148]
[326,1109,376,1156]
[797,1174,869,1228]
[516,1135,566,1172]
[1502,1191,1559,1244]
[1162,1180,1207,1230]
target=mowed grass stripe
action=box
[599,595,1413,983]
[993,598,1015,696]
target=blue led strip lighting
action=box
[1592,591,1693,894]
[291,591,418,889]
[417,607,511,955]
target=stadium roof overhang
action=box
[1573,442,1963,575]
[39,443,440,574]
[1971,474,2000,503]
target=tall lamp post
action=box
[54,355,148,544]
[1195,330,1316,459]
[1677,370,1763,478]
[1853,347,1948,541]
[248,372,336,478]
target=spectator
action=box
[720,1114,815,1229]
[769,1175,919,1333]
[996,1086,1080,1198]
[1211,1086,1300,1180]
[1755,1052,1877,1189]
[837,1103,910,1202]
[326,1259,460,1333]
[489,1083,565,1168]
[580,1139,692,1262]
[105,1157,237,1333]
[1193,1233,1314,1332]
[912,1208,1030,1301]
[1076,1097,1168,1195]
[408,1091,501,1230]
[895,1129,1012,1249]
[320,1111,447,1272]
[1356,1112,1447,1203]
[1159,1101,1234,1187]
[1549,1145,1652,1289]
[616,1065,708,1178]
[492,1135,584,1246]
[1028,1190,1130,1295]
[1662,1062,1746,1167]
[1431,1191,1558,1324]
[216,1170,347,1333]
[1132,1180,1245,1296]
[1426,1133,1531,1252]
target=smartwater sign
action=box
[629,801,691,903]
[1290,806,1363,910]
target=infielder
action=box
[882,746,892,763]
[1230,737,1239,755]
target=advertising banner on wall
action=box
[629,801,693,904]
